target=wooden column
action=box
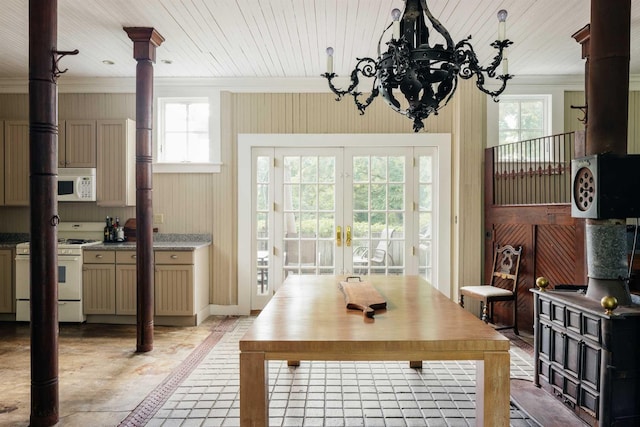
[124,27,164,352]
[29,0,59,425]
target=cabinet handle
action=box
[96,254,103,259]
[131,254,137,259]
[170,254,178,259]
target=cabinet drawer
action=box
[551,301,566,326]
[116,251,137,264]
[566,307,581,334]
[579,385,599,417]
[155,251,193,265]
[539,298,552,320]
[582,313,601,344]
[83,250,115,264]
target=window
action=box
[157,98,209,163]
[498,96,550,145]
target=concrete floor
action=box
[0,317,536,427]
[0,317,225,427]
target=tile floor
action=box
[0,316,537,427]
[145,317,537,427]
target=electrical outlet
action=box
[153,213,164,224]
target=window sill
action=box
[153,162,222,174]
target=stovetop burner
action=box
[60,238,97,245]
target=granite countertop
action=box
[86,233,212,251]
[0,233,211,251]
[0,233,30,249]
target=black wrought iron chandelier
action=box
[322,0,513,132]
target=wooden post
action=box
[29,0,60,425]
[124,27,164,352]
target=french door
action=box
[248,142,446,310]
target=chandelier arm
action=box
[377,22,394,57]
[352,87,380,114]
[321,57,378,101]
[474,75,513,101]
[420,0,454,50]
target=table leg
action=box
[240,351,268,426]
[475,351,510,427]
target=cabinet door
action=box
[82,264,116,314]
[0,249,14,313]
[116,264,137,315]
[96,119,135,207]
[4,121,29,206]
[155,265,194,316]
[63,120,96,167]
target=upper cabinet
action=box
[97,119,136,207]
[0,118,135,207]
[3,121,29,206]
[59,120,97,168]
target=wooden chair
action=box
[459,244,522,335]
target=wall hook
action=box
[52,49,79,81]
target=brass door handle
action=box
[336,226,342,247]
[346,226,352,247]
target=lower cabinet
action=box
[0,249,14,313]
[82,250,116,314]
[115,251,137,315]
[82,246,209,325]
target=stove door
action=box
[58,255,82,300]
[16,255,83,301]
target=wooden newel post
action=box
[124,27,164,353]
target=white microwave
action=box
[58,168,97,202]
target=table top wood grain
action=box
[240,275,509,356]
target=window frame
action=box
[154,90,222,174]
[498,94,551,146]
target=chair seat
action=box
[460,285,513,298]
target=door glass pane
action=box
[352,155,405,275]
[256,156,270,295]
[418,155,433,281]
[282,155,336,279]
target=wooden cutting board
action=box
[339,280,387,318]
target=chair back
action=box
[490,244,522,292]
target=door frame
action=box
[238,134,452,314]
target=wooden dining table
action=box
[239,275,511,426]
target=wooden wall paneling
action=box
[490,222,532,331]
[4,121,29,206]
[564,91,586,134]
[535,224,583,286]
[0,94,29,118]
[0,121,4,205]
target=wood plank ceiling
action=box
[1,0,640,79]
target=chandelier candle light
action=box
[322,0,513,132]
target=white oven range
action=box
[15,222,104,322]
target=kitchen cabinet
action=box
[115,251,137,315]
[0,249,14,313]
[533,289,640,426]
[96,119,135,207]
[155,248,209,323]
[59,120,97,167]
[82,250,116,314]
[3,121,29,206]
[82,245,209,325]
